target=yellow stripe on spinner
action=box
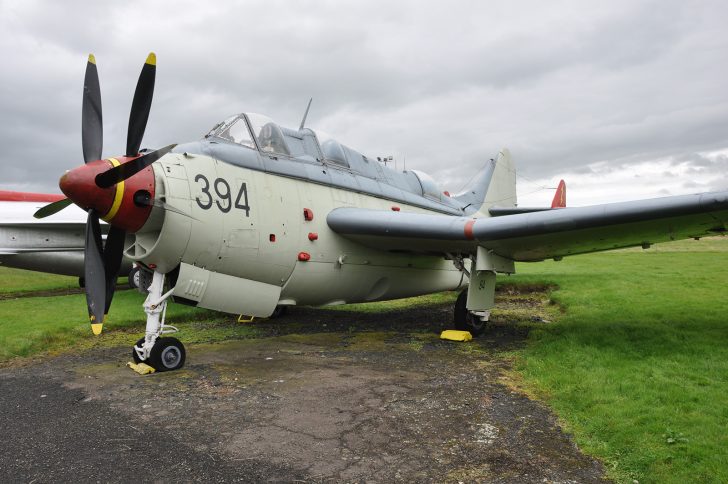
[102,158,125,222]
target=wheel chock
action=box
[126,361,156,375]
[440,330,473,342]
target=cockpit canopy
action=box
[247,113,290,156]
[203,112,457,209]
[314,130,348,167]
[206,113,291,157]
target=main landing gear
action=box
[132,271,186,372]
[453,289,488,336]
[449,248,512,337]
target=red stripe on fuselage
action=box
[464,219,476,240]
[0,190,65,202]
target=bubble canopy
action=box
[206,113,291,156]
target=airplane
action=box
[0,182,564,285]
[33,53,728,372]
[0,189,135,286]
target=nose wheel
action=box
[132,336,186,372]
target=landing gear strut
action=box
[450,247,512,337]
[132,271,186,372]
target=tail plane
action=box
[454,148,516,217]
[453,152,566,217]
[551,179,566,208]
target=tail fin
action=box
[551,179,566,208]
[454,148,517,217]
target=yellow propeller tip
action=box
[91,323,103,335]
[146,52,156,66]
[88,54,96,65]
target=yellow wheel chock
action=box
[126,361,156,375]
[440,330,473,342]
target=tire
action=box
[128,267,141,290]
[269,305,288,319]
[148,337,186,372]
[131,337,145,364]
[453,289,487,336]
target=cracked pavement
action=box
[0,293,609,482]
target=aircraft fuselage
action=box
[131,150,466,317]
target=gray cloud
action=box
[1,0,728,199]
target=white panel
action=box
[476,246,515,274]
[172,262,280,317]
[466,264,496,311]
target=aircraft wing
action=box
[327,191,728,261]
[0,221,88,251]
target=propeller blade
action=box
[133,190,198,220]
[82,54,103,164]
[33,198,72,219]
[84,210,106,335]
[95,143,176,188]
[126,53,156,157]
[103,226,126,316]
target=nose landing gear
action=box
[132,271,186,372]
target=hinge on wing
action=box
[447,253,471,278]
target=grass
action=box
[509,237,728,483]
[0,275,457,362]
[0,287,243,361]
[0,267,79,294]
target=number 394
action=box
[194,174,250,216]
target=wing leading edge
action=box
[327,191,728,261]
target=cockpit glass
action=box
[246,113,291,156]
[206,115,235,137]
[314,130,348,167]
[206,115,255,149]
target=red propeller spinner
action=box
[59,157,155,232]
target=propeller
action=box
[33,54,104,221]
[132,190,197,220]
[127,53,156,157]
[82,54,103,164]
[95,143,176,188]
[33,198,72,219]
[84,209,106,334]
[36,52,167,334]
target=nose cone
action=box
[60,157,157,233]
[59,160,116,215]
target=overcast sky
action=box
[2,0,727,206]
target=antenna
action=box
[299,98,313,130]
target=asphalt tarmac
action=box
[0,372,298,482]
[0,294,609,482]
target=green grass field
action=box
[1,237,727,482]
[509,237,728,483]
[0,267,79,294]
